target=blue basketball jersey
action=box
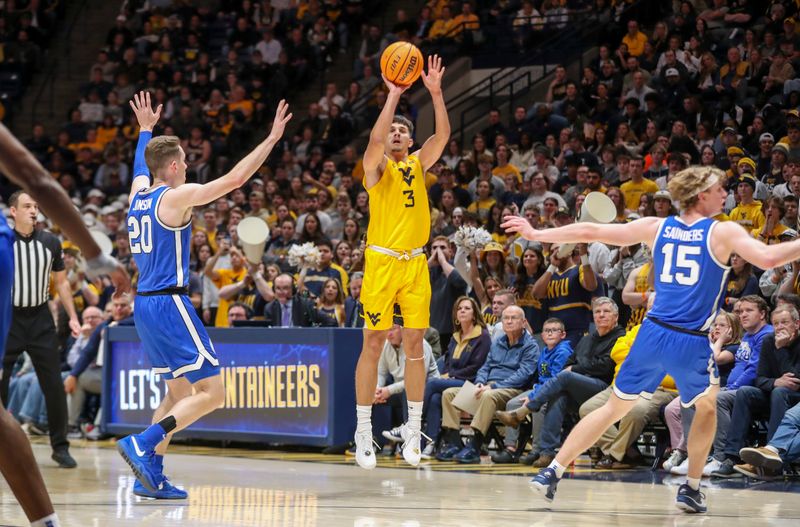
[647,216,730,331]
[128,186,191,293]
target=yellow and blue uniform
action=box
[546,265,599,346]
[515,274,546,333]
[362,154,431,330]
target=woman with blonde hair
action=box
[663,310,743,474]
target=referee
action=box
[2,190,80,468]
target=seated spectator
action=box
[376,320,439,449]
[705,295,773,477]
[435,305,537,463]
[263,274,336,328]
[344,272,365,328]
[64,297,133,434]
[316,278,346,327]
[493,317,572,464]
[717,305,800,477]
[737,400,800,480]
[494,297,624,467]
[418,296,490,457]
[579,295,677,469]
[664,310,743,474]
[205,244,248,327]
[722,253,759,311]
[227,302,252,326]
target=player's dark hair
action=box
[392,115,414,137]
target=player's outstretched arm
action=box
[415,55,450,171]
[719,220,800,269]
[502,215,661,247]
[163,100,292,210]
[0,123,131,295]
[128,90,162,203]
[362,76,409,187]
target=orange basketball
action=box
[380,41,424,87]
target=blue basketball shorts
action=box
[613,318,719,408]
[133,294,220,383]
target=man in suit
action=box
[345,272,364,328]
[263,274,336,327]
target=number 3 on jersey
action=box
[128,215,153,254]
[403,189,415,208]
[660,242,700,285]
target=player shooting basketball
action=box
[353,55,449,469]
[116,92,291,498]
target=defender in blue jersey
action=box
[504,166,800,514]
[117,92,291,498]
[0,124,129,527]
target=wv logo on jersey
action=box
[398,165,414,186]
[366,311,381,326]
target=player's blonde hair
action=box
[667,166,726,211]
[145,135,182,176]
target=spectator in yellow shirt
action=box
[492,145,522,183]
[429,5,457,40]
[620,157,659,210]
[467,179,497,225]
[753,196,797,244]
[452,1,480,38]
[621,20,648,57]
[205,245,248,327]
[729,173,765,232]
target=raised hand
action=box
[267,100,293,142]
[129,91,162,132]
[502,214,538,241]
[381,73,410,97]
[421,54,445,94]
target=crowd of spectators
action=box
[0,0,800,477]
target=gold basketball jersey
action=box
[366,155,430,251]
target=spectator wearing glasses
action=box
[436,305,537,463]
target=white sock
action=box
[407,400,423,431]
[687,477,701,491]
[356,405,372,434]
[31,514,61,527]
[548,459,566,478]
[765,445,779,455]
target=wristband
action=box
[85,254,119,278]
[547,264,557,274]
[580,255,590,266]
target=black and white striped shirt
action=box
[12,229,64,308]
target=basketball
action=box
[380,41,424,87]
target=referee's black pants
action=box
[1,305,69,452]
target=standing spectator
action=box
[532,243,600,347]
[429,237,468,348]
[729,173,765,232]
[621,157,659,211]
[316,278,346,327]
[2,191,79,468]
[297,239,349,298]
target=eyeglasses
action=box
[542,327,562,334]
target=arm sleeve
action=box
[133,131,153,180]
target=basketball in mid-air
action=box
[380,42,424,87]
